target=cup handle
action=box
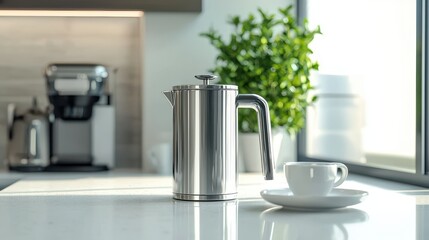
[149,151,160,170]
[333,163,348,187]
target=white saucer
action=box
[260,188,368,210]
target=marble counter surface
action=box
[0,171,428,240]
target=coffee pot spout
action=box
[163,91,174,107]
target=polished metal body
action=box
[7,99,50,170]
[164,75,274,201]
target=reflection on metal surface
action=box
[173,200,238,240]
[260,207,368,240]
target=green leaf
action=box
[200,5,321,134]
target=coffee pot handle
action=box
[236,94,274,180]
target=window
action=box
[297,0,429,186]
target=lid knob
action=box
[195,74,218,85]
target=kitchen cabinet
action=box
[0,0,201,12]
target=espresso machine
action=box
[44,63,115,171]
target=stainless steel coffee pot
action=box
[163,75,274,201]
[7,98,50,171]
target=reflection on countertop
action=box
[0,172,427,240]
[261,207,368,240]
[174,200,238,240]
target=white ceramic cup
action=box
[284,162,348,196]
[149,143,172,175]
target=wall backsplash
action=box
[0,16,142,168]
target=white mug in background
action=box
[284,162,348,196]
[149,143,172,175]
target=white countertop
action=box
[0,171,428,240]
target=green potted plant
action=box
[200,6,320,171]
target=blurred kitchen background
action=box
[0,0,290,171]
[0,14,142,168]
[0,0,417,174]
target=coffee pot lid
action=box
[172,75,238,90]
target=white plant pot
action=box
[239,128,296,173]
